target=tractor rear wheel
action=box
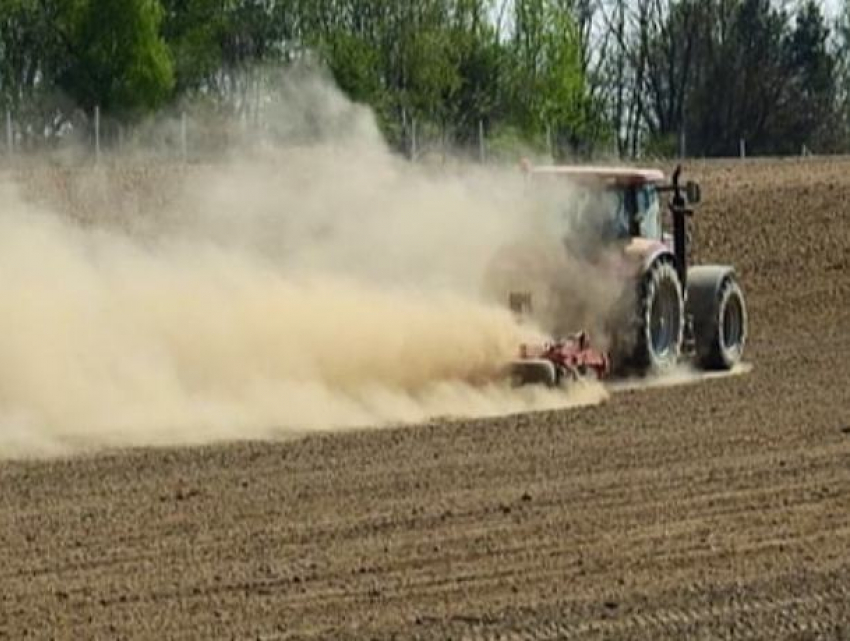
[632,260,684,373]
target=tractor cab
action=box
[527,165,668,244]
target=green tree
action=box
[507,0,592,156]
[643,0,712,153]
[777,0,837,153]
[160,0,226,93]
[0,0,71,143]
[684,0,789,156]
[835,0,850,147]
[675,0,839,156]
[58,0,174,119]
[1,0,613,154]
[444,10,504,147]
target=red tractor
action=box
[507,164,747,386]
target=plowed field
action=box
[2,157,850,640]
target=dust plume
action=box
[0,70,619,459]
[608,363,753,393]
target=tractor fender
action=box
[686,265,736,319]
[642,247,675,273]
[624,238,674,276]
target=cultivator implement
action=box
[510,332,610,388]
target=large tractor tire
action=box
[687,267,748,370]
[631,259,685,373]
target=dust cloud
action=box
[0,71,618,459]
[608,363,754,394]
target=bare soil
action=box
[2,157,850,640]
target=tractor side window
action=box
[605,188,630,240]
[559,185,629,260]
[635,186,661,240]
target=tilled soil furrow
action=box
[402,566,850,641]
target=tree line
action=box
[1,0,849,158]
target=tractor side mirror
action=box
[686,181,701,205]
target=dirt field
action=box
[2,157,850,640]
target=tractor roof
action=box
[526,164,666,186]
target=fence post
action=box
[181,112,188,163]
[94,106,101,163]
[739,138,746,159]
[678,129,686,159]
[478,119,486,163]
[5,109,12,157]
[546,124,553,159]
[441,125,447,164]
[410,119,417,162]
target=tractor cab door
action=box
[630,185,662,241]
[606,184,662,242]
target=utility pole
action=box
[181,112,188,163]
[478,120,486,163]
[5,109,12,157]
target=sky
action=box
[824,0,840,18]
